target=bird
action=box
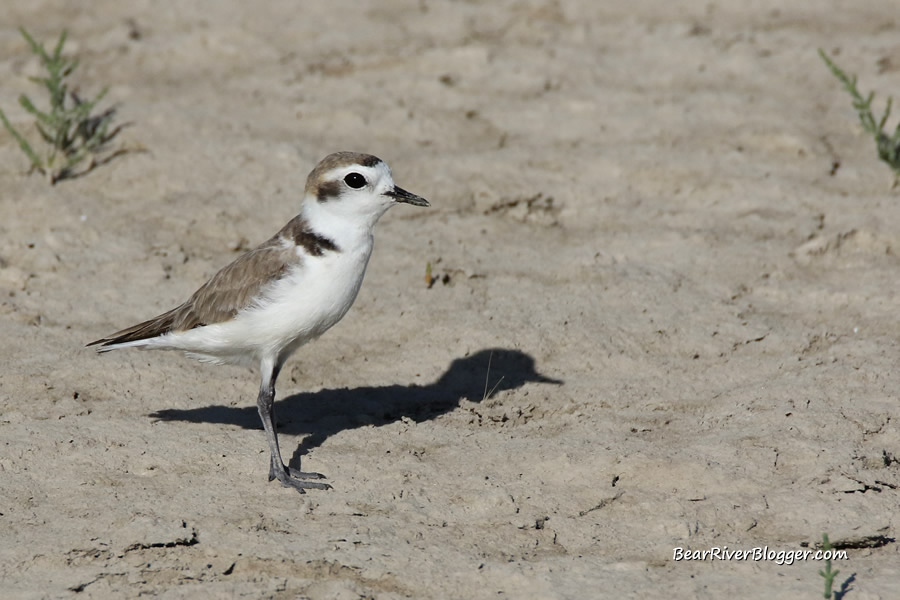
[88,151,429,493]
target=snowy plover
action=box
[88,152,429,493]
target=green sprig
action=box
[819,48,900,187]
[0,28,120,184]
[817,533,840,599]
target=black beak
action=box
[386,186,429,207]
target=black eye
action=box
[344,172,366,189]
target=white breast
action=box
[215,233,375,363]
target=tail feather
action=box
[87,307,182,349]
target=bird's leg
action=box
[257,362,331,493]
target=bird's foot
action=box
[287,467,327,480]
[268,461,332,493]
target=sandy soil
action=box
[1,1,899,598]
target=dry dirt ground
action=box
[1,1,899,598]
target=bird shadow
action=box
[149,347,562,466]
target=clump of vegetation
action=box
[0,28,123,184]
[819,49,900,187]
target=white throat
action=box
[300,194,386,251]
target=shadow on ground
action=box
[150,347,561,462]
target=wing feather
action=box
[88,236,299,347]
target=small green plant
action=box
[0,28,121,184]
[818,533,840,599]
[819,48,900,187]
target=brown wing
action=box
[88,237,300,347]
